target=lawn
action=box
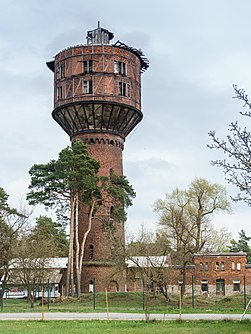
[0,292,250,314]
[0,320,251,334]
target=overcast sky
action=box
[1,0,251,240]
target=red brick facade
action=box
[126,253,251,296]
[193,252,250,296]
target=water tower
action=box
[47,23,149,292]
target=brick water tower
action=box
[47,23,149,292]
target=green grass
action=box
[0,320,251,334]
[1,292,250,314]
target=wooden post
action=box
[47,279,50,310]
[105,288,109,320]
[192,275,195,308]
[93,278,96,310]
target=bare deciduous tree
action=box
[209,85,251,205]
[153,178,231,298]
[10,235,56,308]
[0,188,30,286]
[126,227,172,301]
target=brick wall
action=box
[54,45,141,111]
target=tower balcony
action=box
[52,100,143,139]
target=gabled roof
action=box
[126,256,168,268]
[7,257,68,269]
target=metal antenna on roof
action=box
[98,21,100,28]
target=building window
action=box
[237,262,241,271]
[215,261,219,270]
[83,80,93,94]
[232,262,235,270]
[216,279,225,296]
[84,60,93,73]
[221,262,225,270]
[114,61,127,75]
[118,81,129,96]
[201,281,208,292]
[205,262,208,270]
[135,270,141,279]
[199,262,203,270]
[233,280,240,292]
[89,245,94,260]
[57,86,63,100]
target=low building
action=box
[193,252,251,296]
[0,257,67,299]
[1,252,251,297]
[126,252,251,296]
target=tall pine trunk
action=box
[66,195,76,296]
[74,193,81,298]
[75,199,95,297]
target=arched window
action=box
[89,280,94,293]
[110,206,114,220]
[89,244,94,260]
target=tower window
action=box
[83,60,93,73]
[57,86,63,100]
[110,206,114,220]
[118,82,129,96]
[57,64,65,79]
[114,61,127,75]
[89,280,94,293]
[215,261,219,270]
[89,245,94,260]
[237,262,241,270]
[83,80,93,94]
[221,262,225,270]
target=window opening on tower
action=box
[89,245,94,260]
[110,206,114,220]
[57,64,65,79]
[57,86,63,100]
[83,80,93,94]
[84,60,93,73]
[114,61,127,75]
[118,82,129,96]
